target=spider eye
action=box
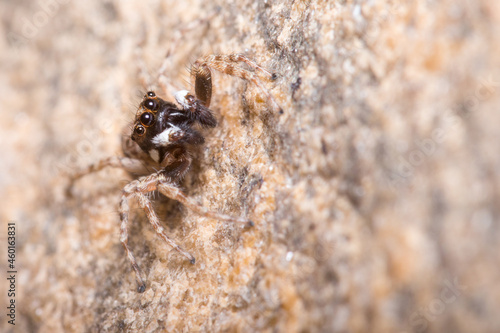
[147,91,155,97]
[143,98,158,111]
[140,112,155,126]
[134,125,146,136]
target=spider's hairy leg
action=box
[190,54,281,113]
[155,13,217,99]
[66,156,151,196]
[174,90,217,128]
[158,182,254,227]
[225,53,278,80]
[120,173,196,292]
[119,193,147,292]
[191,60,212,108]
[161,149,193,179]
[119,171,252,293]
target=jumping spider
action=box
[69,54,280,292]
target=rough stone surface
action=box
[1,0,500,332]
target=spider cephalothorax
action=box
[69,54,280,292]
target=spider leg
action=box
[66,156,154,197]
[157,14,216,99]
[119,193,147,292]
[119,171,252,292]
[120,173,195,292]
[136,192,195,262]
[190,54,281,112]
[69,156,152,181]
[158,181,254,227]
[66,156,157,197]
[160,147,193,179]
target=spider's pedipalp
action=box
[174,90,217,127]
[174,90,192,109]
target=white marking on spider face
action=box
[175,90,191,109]
[151,124,182,147]
[149,149,160,163]
[169,112,183,116]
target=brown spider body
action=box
[130,92,212,178]
[69,54,279,293]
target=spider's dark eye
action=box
[134,125,146,136]
[147,91,155,97]
[143,98,158,111]
[140,112,155,126]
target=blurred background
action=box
[1,0,499,332]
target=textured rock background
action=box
[1,0,499,332]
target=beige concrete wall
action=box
[1,0,499,332]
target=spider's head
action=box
[131,91,159,146]
[131,91,189,163]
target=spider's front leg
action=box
[65,155,157,197]
[66,134,161,196]
[119,171,253,293]
[188,53,282,113]
[158,182,254,227]
[119,172,195,293]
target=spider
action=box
[68,54,280,292]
